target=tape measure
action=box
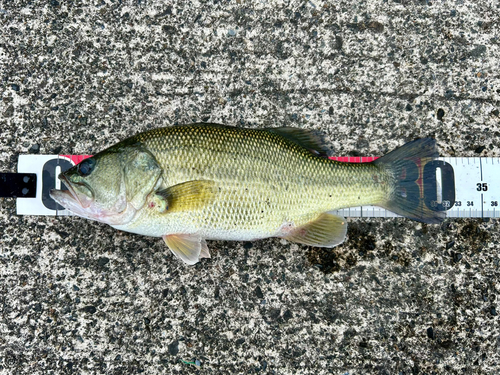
[3,155,497,218]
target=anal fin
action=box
[281,212,347,247]
[163,233,210,265]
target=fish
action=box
[50,123,444,265]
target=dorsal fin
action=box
[266,127,330,157]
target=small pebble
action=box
[168,340,179,355]
[453,253,463,263]
[475,146,486,154]
[255,286,264,299]
[427,327,435,339]
[97,257,109,266]
[437,108,445,121]
[83,305,96,314]
[29,144,40,154]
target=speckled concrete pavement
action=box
[1,1,499,374]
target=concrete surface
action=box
[1,0,500,374]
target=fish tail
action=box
[374,138,445,224]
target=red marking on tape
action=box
[60,155,93,165]
[60,155,377,165]
[329,156,379,163]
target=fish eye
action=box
[77,158,96,177]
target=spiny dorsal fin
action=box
[281,212,347,247]
[155,180,216,213]
[266,127,330,157]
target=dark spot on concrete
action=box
[3,105,14,117]
[475,145,486,154]
[83,305,96,314]
[29,144,40,154]
[168,340,179,355]
[307,222,377,273]
[427,327,435,339]
[458,220,491,252]
[306,246,341,274]
[335,35,343,50]
[346,254,357,267]
[367,21,384,32]
[451,251,462,263]
[283,310,293,321]
[255,286,264,299]
[437,108,445,121]
[267,308,281,321]
[162,289,169,299]
[52,145,63,154]
[439,340,453,349]
[97,257,109,267]
[470,45,486,57]
[243,242,253,250]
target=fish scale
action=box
[48,124,443,265]
[115,124,387,240]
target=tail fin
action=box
[374,138,445,224]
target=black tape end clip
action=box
[0,173,37,198]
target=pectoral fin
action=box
[282,212,347,247]
[156,180,216,213]
[163,233,210,265]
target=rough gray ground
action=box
[1,0,500,374]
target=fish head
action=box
[50,145,162,225]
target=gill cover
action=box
[120,145,163,210]
[50,143,162,225]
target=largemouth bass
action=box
[50,123,444,265]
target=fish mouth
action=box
[49,174,93,211]
[49,173,137,226]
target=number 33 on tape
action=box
[17,155,91,216]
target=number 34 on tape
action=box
[17,155,92,216]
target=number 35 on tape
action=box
[17,155,91,216]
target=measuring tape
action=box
[3,155,497,218]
